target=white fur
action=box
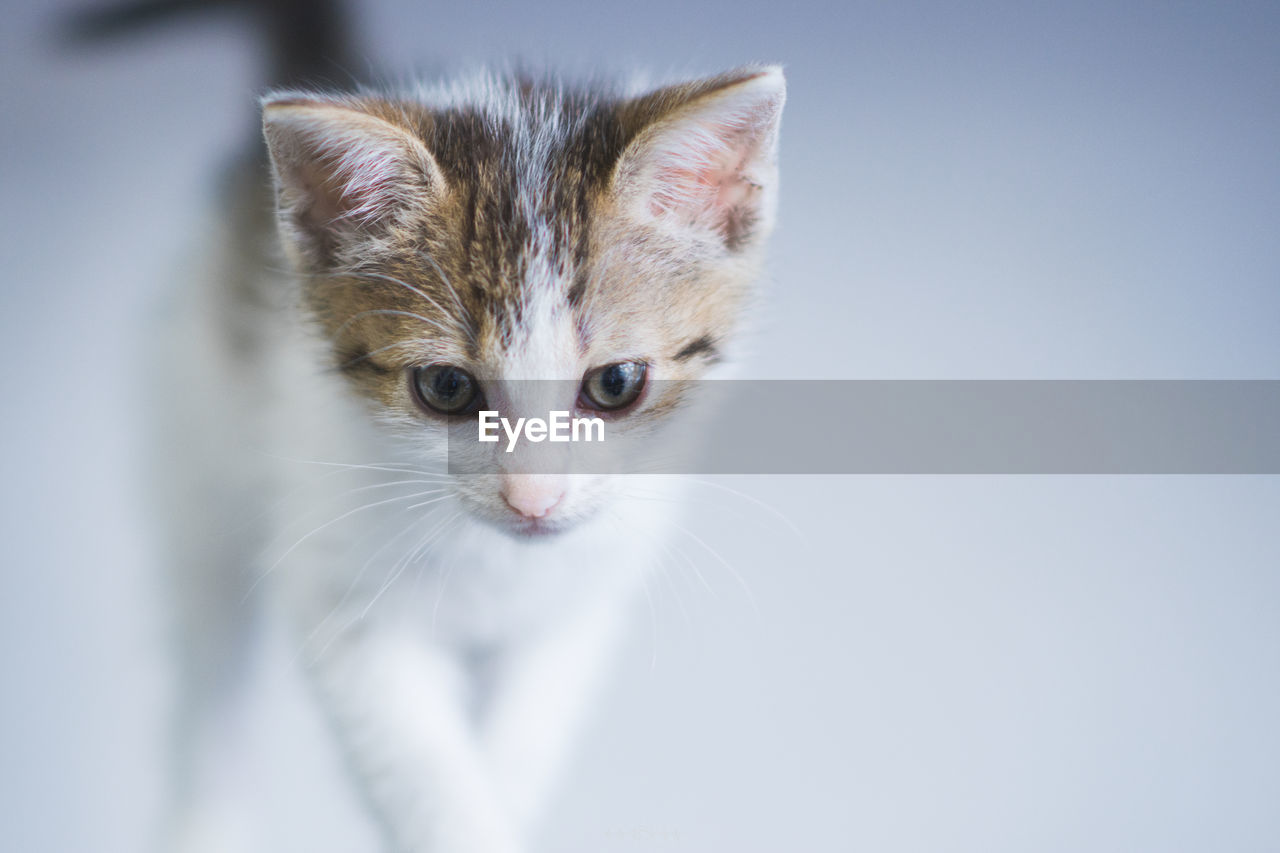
[157,228,679,853]
[160,67,784,853]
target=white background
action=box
[2,1,1278,851]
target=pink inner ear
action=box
[273,110,426,228]
[648,154,758,221]
[639,106,769,235]
[314,142,410,225]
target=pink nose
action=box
[501,475,565,519]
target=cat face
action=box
[262,67,785,538]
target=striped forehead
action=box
[456,198,584,363]
[496,271,583,380]
[428,118,594,362]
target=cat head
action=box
[262,67,785,538]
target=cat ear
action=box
[612,66,786,251]
[262,96,447,266]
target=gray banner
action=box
[445,380,1280,474]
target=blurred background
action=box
[2,1,1278,851]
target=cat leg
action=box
[305,626,524,853]
[478,601,626,836]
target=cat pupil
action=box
[436,369,463,399]
[602,365,628,398]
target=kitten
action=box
[141,3,785,851]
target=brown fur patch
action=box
[262,68,782,419]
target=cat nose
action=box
[501,475,565,519]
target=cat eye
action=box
[580,362,647,412]
[410,364,482,416]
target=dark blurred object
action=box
[60,0,360,88]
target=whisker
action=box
[614,495,717,604]
[404,494,455,511]
[252,452,441,479]
[652,552,693,626]
[244,487,449,601]
[334,269,437,307]
[668,519,759,614]
[294,506,431,666]
[429,554,461,640]
[337,481,450,498]
[413,248,477,343]
[656,529,718,602]
[684,477,805,541]
[345,269,471,340]
[333,340,418,371]
[211,461,377,542]
[308,509,458,663]
[306,259,478,348]
[334,307,456,343]
[359,510,462,619]
[268,482,448,549]
[607,509,659,670]
[637,557,660,671]
[264,258,471,346]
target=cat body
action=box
[149,18,785,852]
